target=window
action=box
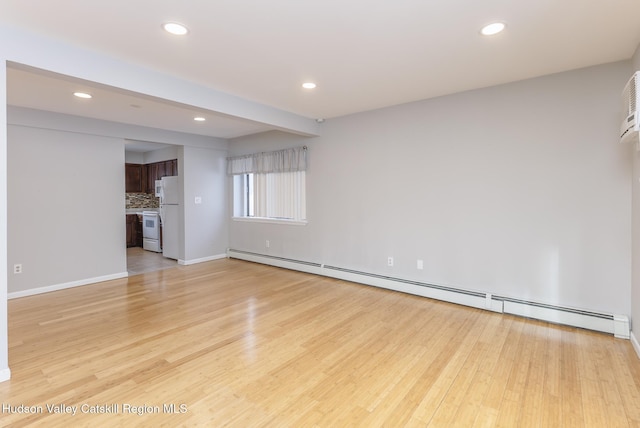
[233,171,306,222]
[228,147,307,224]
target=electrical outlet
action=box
[387,257,394,267]
[266,240,270,248]
[13,264,22,274]
[417,259,424,270]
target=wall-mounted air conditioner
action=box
[621,71,640,144]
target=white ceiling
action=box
[2,0,640,143]
[6,66,274,139]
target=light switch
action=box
[194,196,202,204]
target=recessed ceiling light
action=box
[193,117,206,122]
[302,82,317,89]
[163,22,189,36]
[73,92,92,99]
[481,22,506,36]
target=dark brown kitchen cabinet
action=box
[145,163,158,194]
[135,215,143,247]
[156,162,166,181]
[125,163,143,193]
[164,159,176,176]
[144,159,178,193]
[126,214,138,247]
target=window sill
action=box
[232,216,308,226]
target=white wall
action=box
[631,44,640,351]
[125,146,179,165]
[180,146,229,263]
[230,61,633,317]
[632,142,640,349]
[144,146,179,164]
[0,59,10,381]
[8,125,127,294]
[125,151,144,164]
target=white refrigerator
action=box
[159,176,180,260]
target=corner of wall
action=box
[633,124,640,362]
[632,43,640,73]
[0,59,10,382]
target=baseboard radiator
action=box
[227,249,630,339]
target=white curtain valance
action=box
[227,146,307,175]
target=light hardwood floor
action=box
[126,247,177,275]
[1,258,640,427]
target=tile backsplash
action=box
[126,193,159,209]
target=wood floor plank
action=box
[540,325,563,427]
[0,258,639,426]
[446,315,511,427]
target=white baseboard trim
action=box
[228,249,323,275]
[501,299,629,337]
[178,253,227,266]
[324,264,489,311]
[228,249,630,338]
[614,315,631,339]
[8,272,129,299]
[631,331,640,359]
[0,367,11,383]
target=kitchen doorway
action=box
[125,144,180,276]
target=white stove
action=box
[142,211,161,252]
